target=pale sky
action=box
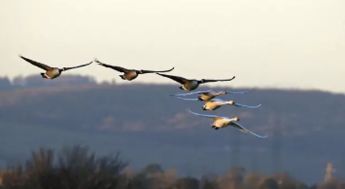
[0,0,344,93]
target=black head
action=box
[120,75,126,80]
[40,73,48,79]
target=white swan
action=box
[176,97,261,111]
[188,110,267,138]
[202,98,262,111]
[172,90,246,101]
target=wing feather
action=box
[172,90,212,96]
[175,97,199,101]
[188,110,219,118]
[231,122,268,138]
[19,55,52,71]
[226,90,247,94]
[62,61,93,71]
[200,76,236,83]
[156,73,188,84]
[140,67,174,74]
[234,103,262,109]
[94,59,129,72]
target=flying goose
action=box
[94,59,174,81]
[176,97,261,111]
[19,55,92,79]
[188,110,267,138]
[156,73,236,91]
[172,89,246,101]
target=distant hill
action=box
[0,76,344,183]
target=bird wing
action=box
[211,98,226,102]
[226,90,247,94]
[172,90,211,96]
[231,122,268,138]
[94,59,129,73]
[140,67,174,74]
[188,110,219,118]
[156,73,188,84]
[175,96,199,101]
[234,103,262,109]
[62,61,93,71]
[200,76,236,83]
[19,55,52,71]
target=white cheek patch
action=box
[43,73,51,79]
[182,85,188,91]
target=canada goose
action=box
[19,55,92,79]
[156,73,235,91]
[176,97,261,111]
[188,110,267,138]
[95,59,174,81]
[172,89,246,101]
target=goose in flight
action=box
[188,110,267,138]
[156,73,236,91]
[95,59,174,81]
[176,97,261,111]
[172,89,246,101]
[19,55,92,79]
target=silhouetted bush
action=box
[174,177,199,189]
[259,178,279,189]
[1,146,127,189]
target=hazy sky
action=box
[1,0,344,93]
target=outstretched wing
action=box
[231,122,268,138]
[62,61,93,71]
[19,55,52,71]
[188,110,219,118]
[200,76,236,84]
[226,90,247,94]
[94,59,129,73]
[234,103,262,109]
[172,90,212,97]
[175,96,199,101]
[140,67,174,74]
[156,73,188,84]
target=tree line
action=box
[0,146,343,189]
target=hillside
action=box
[0,76,344,183]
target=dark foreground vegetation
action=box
[0,146,343,189]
